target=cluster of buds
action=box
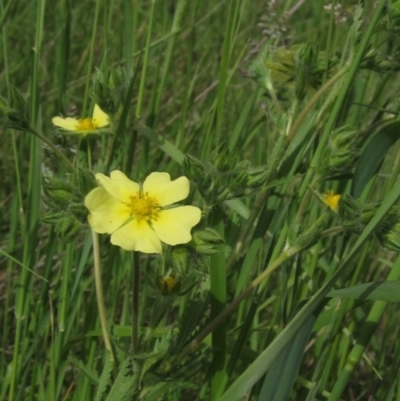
[42,168,97,241]
[319,125,360,180]
[183,146,269,205]
[249,43,337,101]
[91,66,126,117]
[361,47,400,73]
[321,191,400,252]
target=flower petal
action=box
[152,206,201,245]
[96,170,139,203]
[92,104,109,128]
[111,219,162,253]
[85,187,131,233]
[143,173,190,206]
[52,116,79,131]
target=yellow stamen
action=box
[75,118,98,131]
[128,193,160,221]
[323,190,341,212]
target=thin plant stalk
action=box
[131,252,140,366]
[92,231,115,365]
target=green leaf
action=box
[351,121,400,198]
[69,356,100,385]
[105,357,137,401]
[327,281,400,302]
[95,356,113,401]
[257,313,316,401]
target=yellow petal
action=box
[96,170,139,203]
[52,116,80,131]
[143,173,190,206]
[92,104,109,128]
[152,206,201,245]
[85,187,131,233]
[111,219,162,253]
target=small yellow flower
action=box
[52,104,109,134]
[84,171,202,254]
[322,190,341,212]
[159,271,178,293]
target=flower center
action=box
[128,193,160,221]
[75,118,98,131]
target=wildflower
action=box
[159,271,177,293]
[322,190,341,212]
[84,171,202,254]
[52,104,109,134]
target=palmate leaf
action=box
[95,355,113,401]
[69,355,99,385]
[105,357,137,401]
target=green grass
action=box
[3,0,400,400]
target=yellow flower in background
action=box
[84,171,202,254]
[322,190,341,212]
[52,104,109,134]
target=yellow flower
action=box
[52,104,109,134]
[84,171,202,254]
[322,190,341,212]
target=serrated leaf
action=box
[327,281,400,302]
[105,357,137,401]
[95,356,113,401]
[69,355,100,385]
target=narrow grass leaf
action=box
[327,281,400,302]
[351,121,400,198]
[258,313,316,401]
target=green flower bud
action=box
[41,211,66,225]
[43,177,75,207]
[68,202,88,222]
[171,247,189,274]
[377,222,400,252]
[91,67,126,116]
[55,215,83,242]
[192,229,224,255]
[73,167,97,194]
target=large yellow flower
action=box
[84,171,202,253]
[52,104,109,134]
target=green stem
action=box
[27,126,75,171]
[287,65,350,143]
[131,252,140,358]
[92,231,115,365]
[82,0,101,114]
[131,252,142,395]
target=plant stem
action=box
[92,231,115,365]
[27,126,75,171]
[131,251,142,395]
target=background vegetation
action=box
[2,0,400,400]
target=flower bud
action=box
[73,167,97,194]
[192,229,224,255]
[91,67,126,116]
[43,177,75,207]
[55,215,83,242]
[376,220,400,252]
